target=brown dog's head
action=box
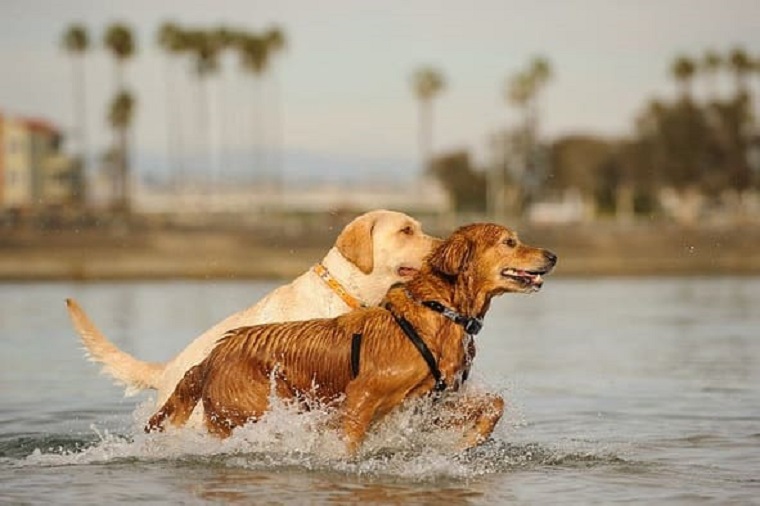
[427,222,557,295]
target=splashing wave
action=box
[2,388,627,480]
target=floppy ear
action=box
[336,215,375,274]
[428,233,473,276]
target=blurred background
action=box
[1,0,760,279]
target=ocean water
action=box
[1,277,758,504]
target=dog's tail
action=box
[145,363,205,432]
[65,298,164,396]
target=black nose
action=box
[544,250,558,266]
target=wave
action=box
[1,392,628,481]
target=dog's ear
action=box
[336,215,375,274]
[428,233,473,277]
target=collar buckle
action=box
[462,317,483,336]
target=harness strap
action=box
[387,304,447,393]
[350,333,362,378]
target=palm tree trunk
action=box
[251,76,264,181]
[114,61,125,94]
[163,55,177,188]
[207,75,220,188]
[195,76,211,185]
[418,98,432,172]
[72,54,88,204]
[270,66,283,192]
[119,127,130,214]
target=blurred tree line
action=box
[61,21,286,215]
[427,48,760,219]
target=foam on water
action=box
[6,380,627,481]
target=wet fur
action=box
[147,223,557,454]
[66,210,437,412]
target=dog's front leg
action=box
[341,384,381,457]
[439,392,505,450]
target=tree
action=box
[670,55,696,100]
[507,71,533,129]
[728,47,752,96]
[528,56,552,124]
[428,150,486,212]
[505,56,553,144]
[156,22,186,186]
[108,90,136,213]
[103,23,136,213]
[237,33,272,177]
[410,66,446,172]
[263,26,287,186]
[503,56,554,214]
[61,23,90,203]
[754,54,760,122]
[103,23,136,92]
[185,29,222,179]
[700,50,722,101]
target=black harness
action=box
[350,295,482,396]
[419,300,483,337]
[388,308,448,393]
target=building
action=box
[0,112,82,212]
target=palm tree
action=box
[61,23,89,203]
[506,71,533,130]
[186,29,222,181]
[505,56,553,139]
[209,26,237,185]
[103,23,136,214]
[526,56,552,135]
[701,50,722,101]
[237,33,271,177]
[108,90,136,213]
[410,66,446,172]
[529,57,552,92]
[670,55,696,100]
[156,22,186,187]
[728,47,752,97]
[103,23,136,93]
[754,55,760,125]
[263,26,287,187]
[503,56,554,215]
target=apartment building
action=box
[0,112,82,211]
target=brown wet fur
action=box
[146,223,557,454]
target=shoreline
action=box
[2,223,760,281]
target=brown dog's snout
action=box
[543,250,558,268]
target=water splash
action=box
[8,381,627,480]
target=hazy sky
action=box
[1,0,759,180]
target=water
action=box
[1,278,758,504]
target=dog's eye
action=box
[400,226,414,235]
[504,238,517,248]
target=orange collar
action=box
[312,263,365,310]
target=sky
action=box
[1,0,759,183]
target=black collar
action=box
[406,289,484,336]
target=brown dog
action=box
[146,223,557,455]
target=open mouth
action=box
[501,268,545,288]
[397,266,418,278]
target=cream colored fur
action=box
[67,209,437,413]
